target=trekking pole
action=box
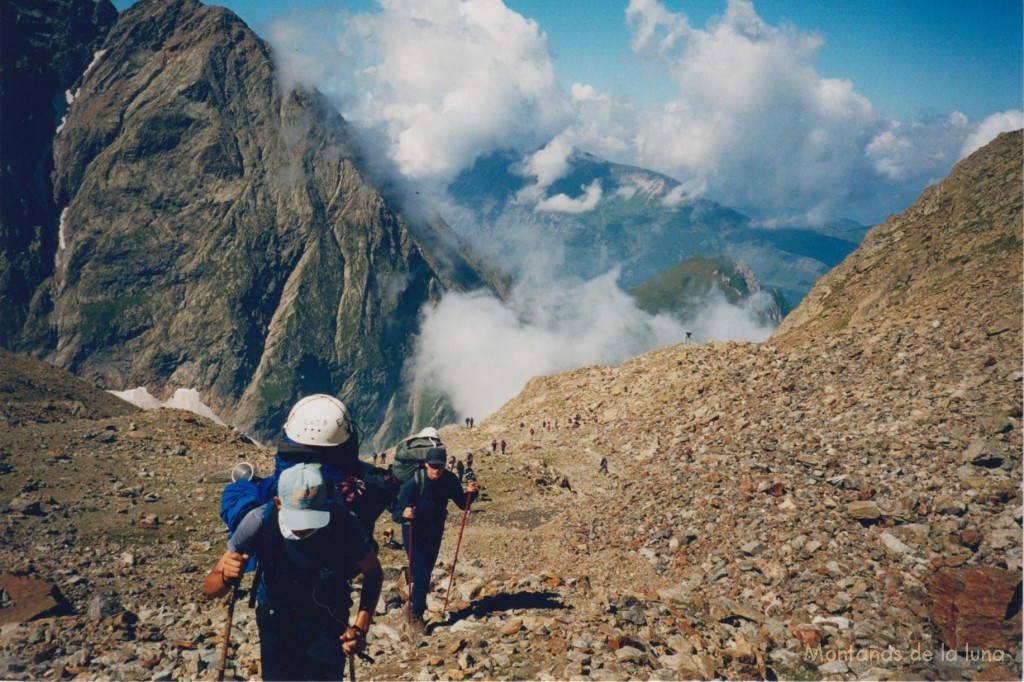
[216,581,239,681]
[405,519,414,627]
[349,653,356,681]
[442,491,473,618]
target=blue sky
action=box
[112,0,1022,226]
[113,0,1022,122]
[498,1,1023,123]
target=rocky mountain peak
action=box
[775,130,1022,344]
[19,0,502,446]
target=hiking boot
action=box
[406,614,426,637]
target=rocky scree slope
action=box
[15,0,501,447]
[430,132,1023,680]
[0,135,1020,680]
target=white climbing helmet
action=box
[284,394,353,447]
[416,426,440,440]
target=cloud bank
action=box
[411,271,774,419]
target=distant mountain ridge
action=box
[448,149,867,304]
[629,255,789,327]
[6,0,503,446]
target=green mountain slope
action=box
[629,255,790,326]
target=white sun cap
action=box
[284,394,353,447]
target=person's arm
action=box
[203,550,249,599]
[448,472,478,507]
[202,505,263,599]
[392,477,415,523]
[339,550,384,655]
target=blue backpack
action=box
[219,438,399,573]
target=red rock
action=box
[0,574,71,625]
[959,528,984,551]
[789,624,823,649]
[32,641,59,663]
[931,567,1022,649]
[607,635,645,651]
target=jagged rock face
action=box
[30,0,497,445]
[0,0,117,347]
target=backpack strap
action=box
[415,467,427,499]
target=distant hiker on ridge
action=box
[599,456,609,474]
[393,447,479,635]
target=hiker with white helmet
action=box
[204,463,383,680]
[215,394,399,678]
[222,395,398,543]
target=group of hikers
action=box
[203,395,480,680]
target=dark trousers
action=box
[401,522,443,617]
[256,606,346,681]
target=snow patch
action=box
[622,174,669,198]
[110,386,226,426]
[84,49,107,78]
[58,208,68,250]
[55,207,69,268]
[110,387,164,410]
[57,50,105,135]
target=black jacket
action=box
[391,469,476,529]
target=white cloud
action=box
[960,110,1024,159]
[265,7,354,97]
[338,0,572,182]
[865,113,973,183]
[661,179,707,208]
[410,270,773,419]
[535,179,603,213]
[521,133,574,190]
[622,0,883,223]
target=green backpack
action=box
[392,435,442,486]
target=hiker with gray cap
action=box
[204,463,383,681]
[392,446,479,634]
